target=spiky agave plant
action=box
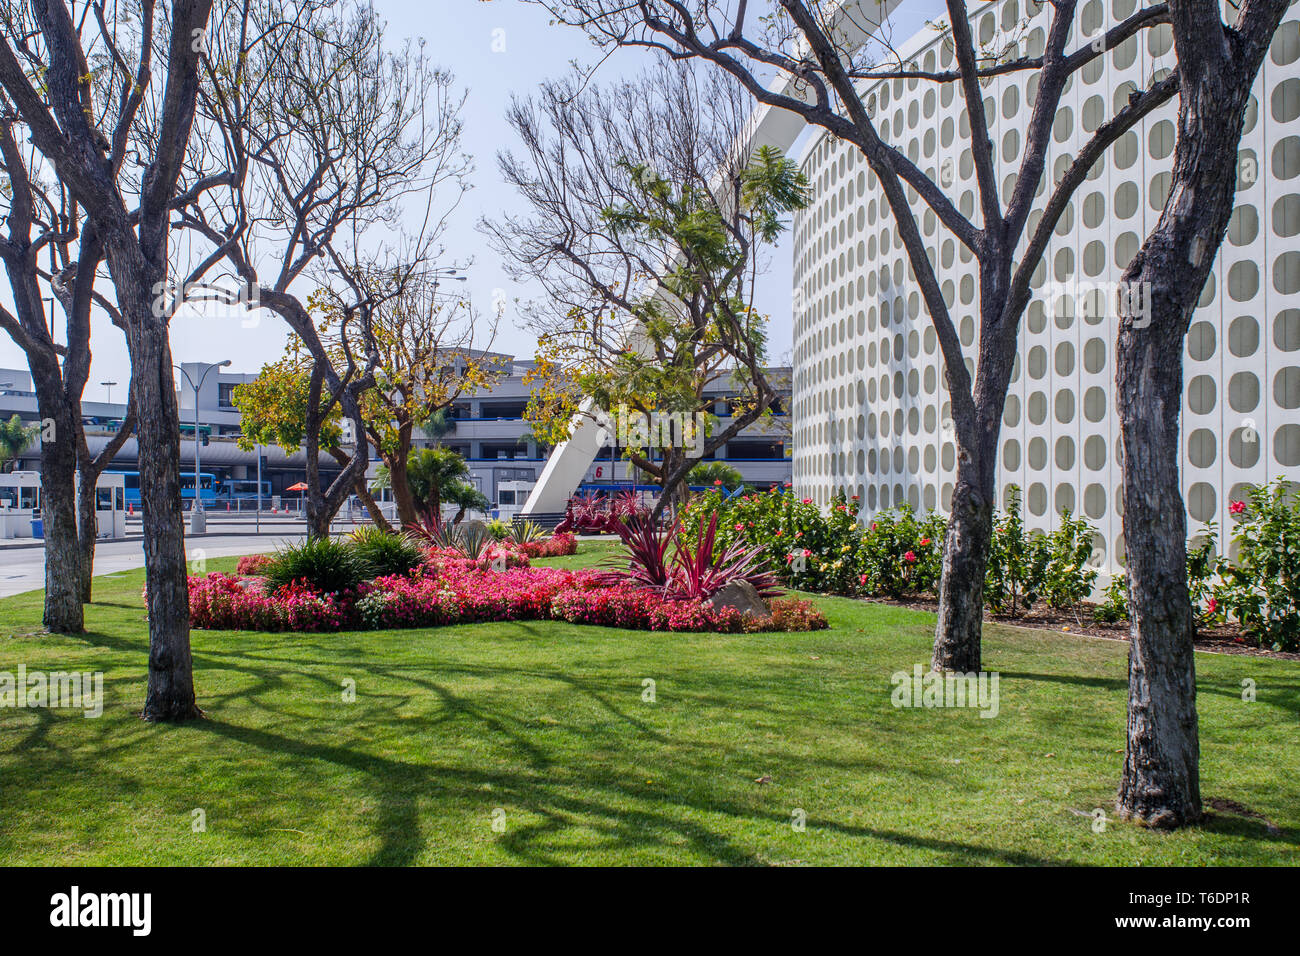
[509,519,547,545]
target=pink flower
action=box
[1206,598,1218,614]
[859,573,869,585]
[714,480,723,486]
[1230,500,1246,515]
[801,498,813,505]
[774,529,783,537]
[904,551,917,564]
[734,523,744,530]
[802,548,811,557]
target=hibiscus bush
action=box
[1215,479,1300,651]
[856,507,945,599]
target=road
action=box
[0,513,357,598]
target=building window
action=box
[218,383,237,408]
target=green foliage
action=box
[984,487,1050,615]
[486,518,511,541]
[0,414,36,471]
[856,507,946,599]
[509,519,547,545]
[1187,522,1222,627]
[263,537,369,595]
[687,462,745,489]
[347,526,426,579]
[1216,479,1300,651]
[1041,510,1100,610]
[1093,573,1130,624]
[233,352,343,454]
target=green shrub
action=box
[1215,479,1300,651]
[1041,510,1099,609]
[263,537,369,594]
[984,486,1050,615]
[348,526,426,579]
[855,506,945,598]
[1093,573,1129,624]
[1187,522,1222,627]
[486,518,510,541]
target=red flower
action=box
[859,573,869,585]
[904,551,917,564]
[1206,598,1218,614]
[919,538,931,547]
[1230,500,1246,515]
[714,479,723,486]
[802,548,811,557]
[801,497,813,505]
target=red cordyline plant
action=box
[604,511,780,600]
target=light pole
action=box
[175,360,231,534]
[101,381,117,406]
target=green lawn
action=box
[0,545,1296,865]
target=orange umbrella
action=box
[286,481,308,491]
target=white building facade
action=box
[791,0,1300,571]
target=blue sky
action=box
[0,0,945,398]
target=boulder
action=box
[706,580,770,618]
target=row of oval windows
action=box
[794,418,1300,486]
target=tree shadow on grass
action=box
[188,715,1062,866]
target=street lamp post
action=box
[100,381,117,406]
[175,360,231,534]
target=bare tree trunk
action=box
[1116,325,1200,827]
[75,474,97,604]
[1110,0,1289,828]
[931,448,994,673]
[353,479,392,532]
[327,447,392,532]
[125,316,199,722]
[933,264,1015,673]
[387,448,419,529]
[35,386,82,633]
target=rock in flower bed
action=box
[186,562,826,634]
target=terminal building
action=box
[789,0,1300,570]
[0,352,791,518]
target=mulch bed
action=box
[854,593,1299,662]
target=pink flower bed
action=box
[187,561,827,634]
[187,574,349,632]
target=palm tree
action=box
[0,415,36,473]
[444,480,490,524]
[687,462,745,490]
[406,447,487,524]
